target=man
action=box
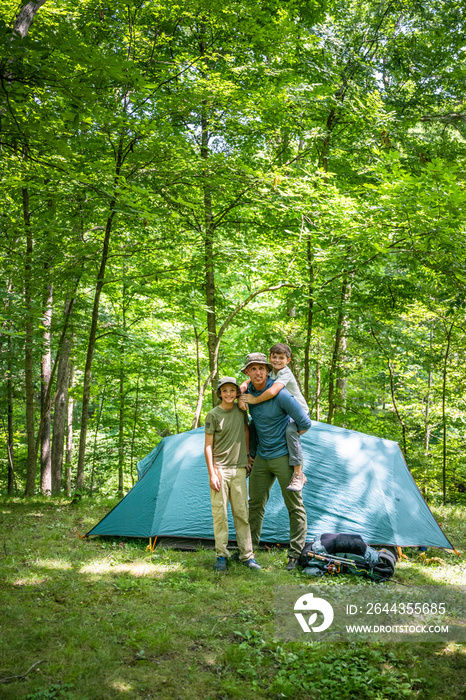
[239,352,312,570]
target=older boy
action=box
[204,377,261,572]
[240,343,310,492]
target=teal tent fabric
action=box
[87,422,453,549]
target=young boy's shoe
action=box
[213,556,227,572]
[243,558,261,570]
[287,472,307,492]
[285,556,299,571]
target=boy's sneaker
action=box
[285,556,299,571]
[243,558,261,570]
[213,556,227,572]
[287,473,307,492]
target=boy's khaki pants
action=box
[210,466,253,562]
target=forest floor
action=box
[0,497,464,700]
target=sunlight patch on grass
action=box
[34,558,73,570]
[79,560,173,576]
[422,567,466,585]
[110,680,135,692]
[154,562,184,573]
[13,576,49,586]
[402,561,466,585]
[439,643,466,656]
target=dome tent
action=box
[86,422,454,551]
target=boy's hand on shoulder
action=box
[237,396,249,411]
[240,394,256,405]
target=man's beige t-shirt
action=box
[204,404,248,468]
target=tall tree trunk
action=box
[190,283,294,429]
[172,379,180,434]
[75,211,113,490]
[327,277,350,424]
[315,340,321,422]
[321,108,336,173]
[12,1,48,39]
[303,234,314,404]
[40,282,53,495]
[192,308,202,396]
[118,288,126,494]
[51,326,72,494]
[370,327,407,456]
[7,333,15,493]
[202,131,218,405]
[335,323,349,417]
[423,328,433,497]
[130,377,140,486]
[23,187,36,496]
[200,28,218,406]
[442,323,454,505]
[64,358,75,497]
[90,381,107,496]
[76,142,123,490]
[2,277,15,493]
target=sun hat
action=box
[240,352,273,374]
[216,376,241,397]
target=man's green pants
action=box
[248,454,307,559]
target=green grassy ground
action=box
[0,497,464,700]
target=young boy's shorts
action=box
[285,413,310,466]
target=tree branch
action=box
[191,282,297,429]
[12,1,48,39]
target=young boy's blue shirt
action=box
[246,378,312,460]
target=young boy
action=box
[240,343,310,492]
[204,377,261,572]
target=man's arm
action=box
[239,379,249,394]
[204,433,221,491]
[276,390,312,432]
[240,381,285,405]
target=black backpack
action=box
[299,533,397,581]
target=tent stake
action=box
[74,527,86,540]
[396,546,408,560]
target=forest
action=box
[1,0,466,501]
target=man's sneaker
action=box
[287,472,307,492]
[285,556,299,571]
[243,558,261,570]
[213,556,227,572]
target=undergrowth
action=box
[0,496,464,699]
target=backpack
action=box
[299,533,397,581]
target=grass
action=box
[0,496,465,700]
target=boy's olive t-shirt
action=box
[205,404,248,468]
